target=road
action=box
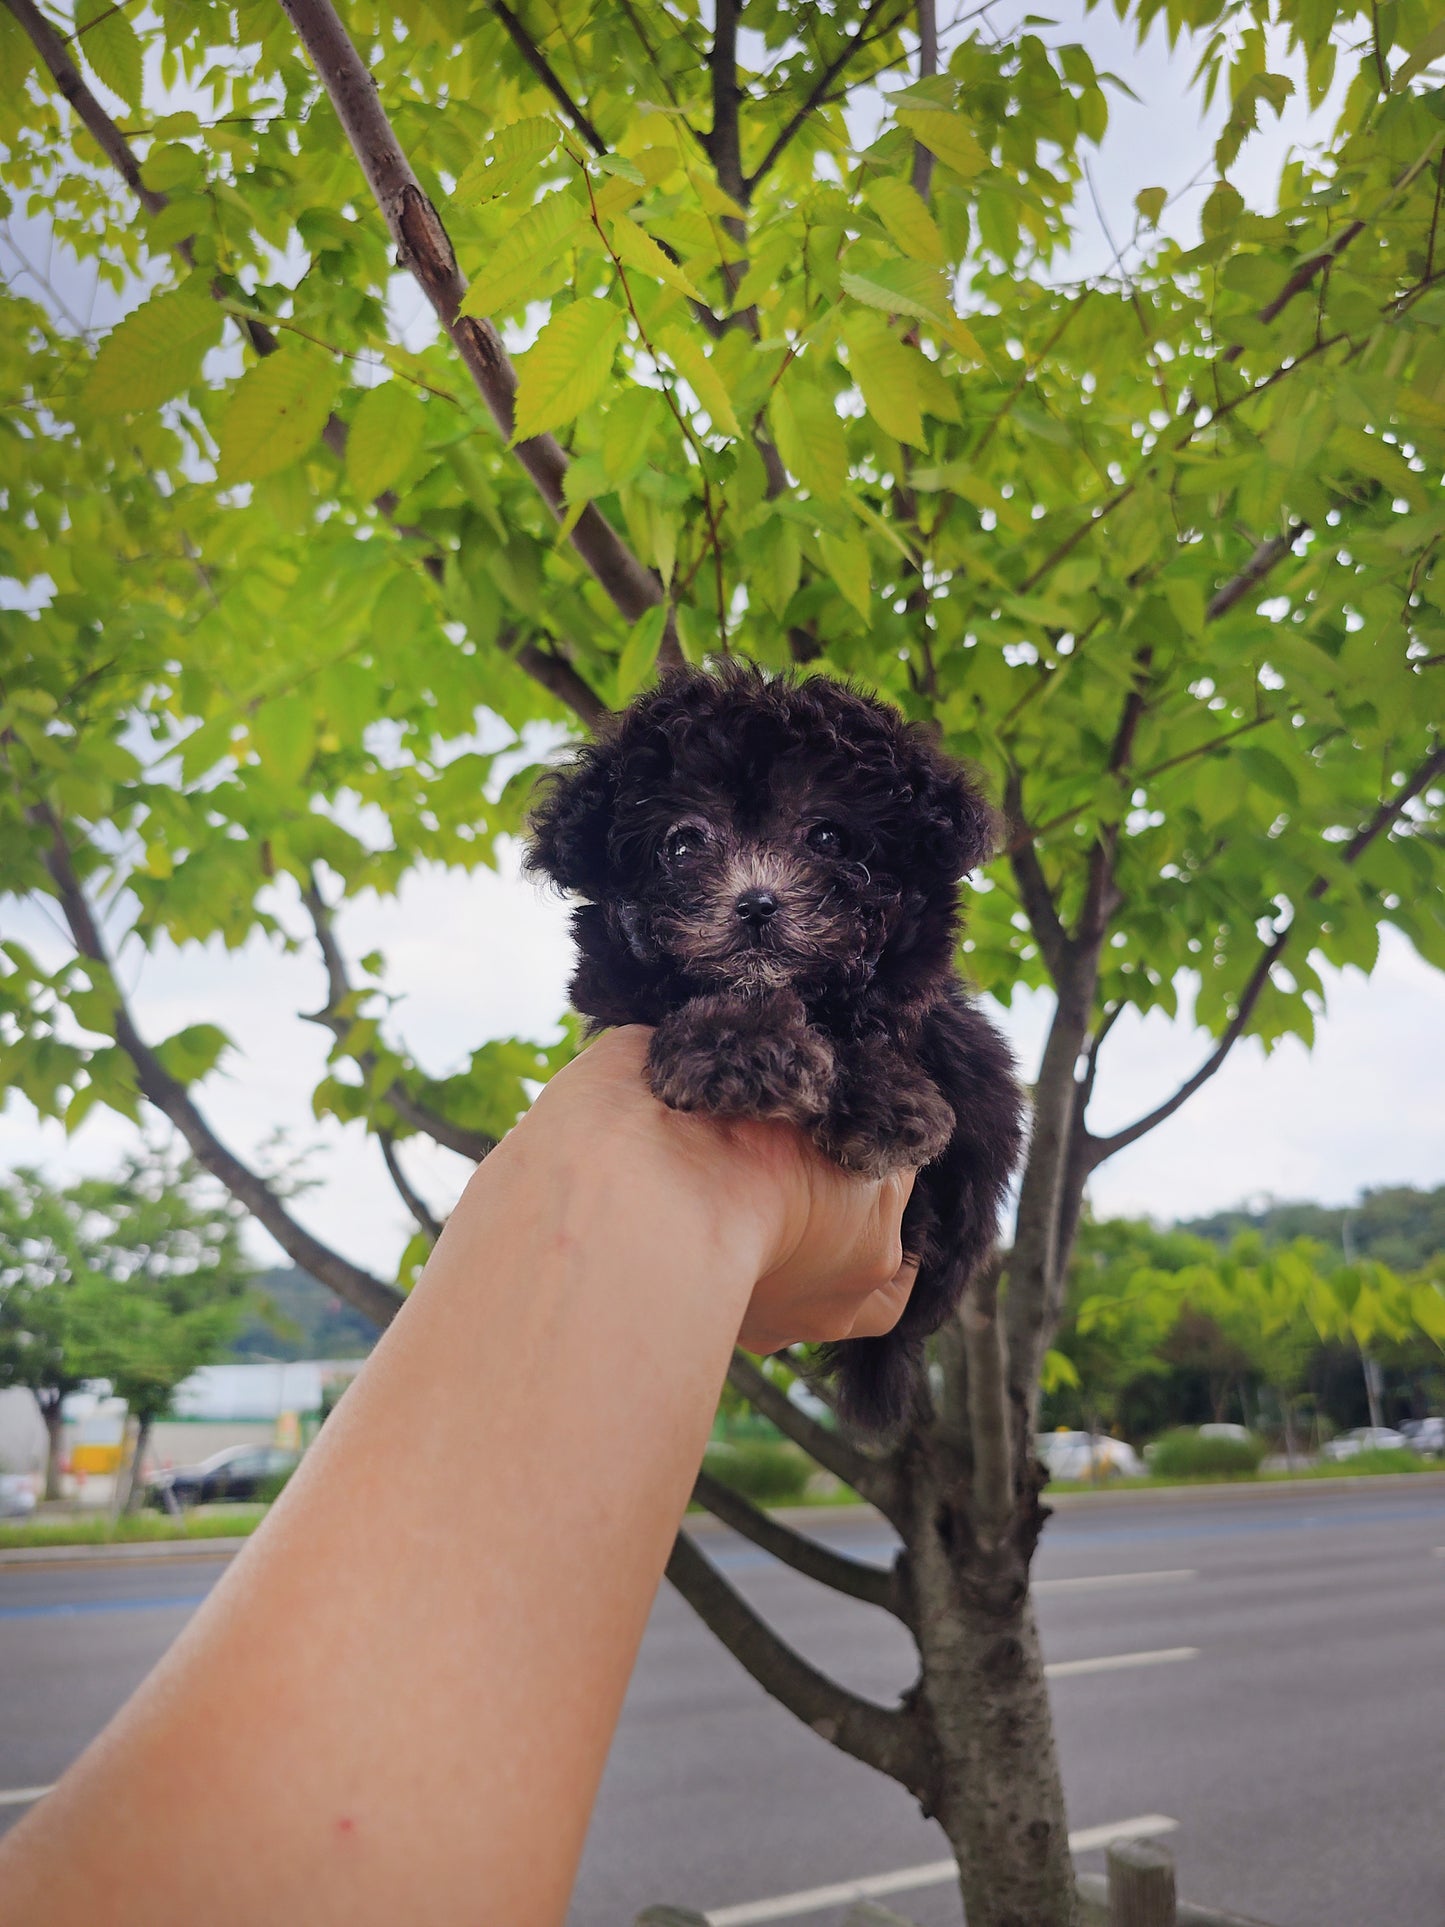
[1,1479,1442,1926]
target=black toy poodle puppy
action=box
[525,663,1026,1431]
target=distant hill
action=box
[227,1267,381,1362]
[1181,1183,1445,1273]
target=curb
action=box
[1045,1468,1445,1508]
[0,1536,250,1570]
[4,1472,1440,1570]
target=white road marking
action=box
[1035,1567,1196,1594]
[704,1815,1178,1924]
[0,1786,52,1808]
[1045,1645,1198,1678]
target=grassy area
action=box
[0,1506,268,1551]
[3,1451,1436,1547]
[1047,1449,1432,1493]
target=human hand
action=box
[526,1026,919,1357]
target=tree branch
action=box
[665,1531,933,1796]
[3,0,164,217]
[377,1130,443,1241]
[1088,740,1445,1167]
[691,1469,905,1617]
[510,640,608,727]
[1206,522,1309,620]
[298,875,497,1164]
[35,812,403,1331]
[725,1351,900,1519]
[746,0,909,196]
[278,0,666,631]
[1086,929,1286,1168]
[489,0,607,155]
[909,0,938,204]
[7,0,608,729]
[1003,768,1071,984]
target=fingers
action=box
[846,1254,921,1340]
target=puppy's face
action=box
[527,668,995,1005]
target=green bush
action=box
[704,1439,814,1506]
[1149,1428,1267,1479]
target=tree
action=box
[0,1170,92,1498]
[2,0,1444,1918]
[1079,1231,1445,1452]
[64,1149,253,1509]
[0,1152,251,1508]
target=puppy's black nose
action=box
[735,887,778,927]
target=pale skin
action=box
[0,1026,917,1927]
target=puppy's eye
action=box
[662,825,709,864]
[805,821,850,858]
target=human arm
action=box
[0,1026,915,1927]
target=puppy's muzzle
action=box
[735,888,778,944]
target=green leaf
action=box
[819,530,869,618]
[84,288,223,415]
[76,0,142,110]
[607,216,702,300]
[513,298,625,440]
[615,603,668,703]
[250,693,316,786]
[460,193,590,318]
[657,324,741,438]
[153,1024,233,1085]
[1201,181,1245,239]
[841,312,924,447]
[1135,186,1168,226]
[865,177,947,266]
[345,381,427,502]
[1394,20,1445,89]
[770,381,847,502]
[594,153,646,184]
[216,342,340,486]
[840,259,982,359]
[894,108,987,179]
[453,116,560,204]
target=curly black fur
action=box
[525,664,1026,1432]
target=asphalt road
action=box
[1,1479,1442,1926]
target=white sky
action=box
[3,4,1442,1276]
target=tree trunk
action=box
[903,1455,1079,1927]
[39,1393,65,1502]
[119,1415,153,1516]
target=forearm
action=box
[0,1065,771,1926]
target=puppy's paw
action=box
[823,1073,955,1178]
[647,994,835,1127]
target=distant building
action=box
[170,1359,367,1421]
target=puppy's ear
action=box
[524,738,619,899]
[910,741,998,881]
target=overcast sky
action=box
[3,3,1442,1276]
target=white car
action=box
[0,1473,38,1519]
[1319,1426,1410,1461]
[1399,1417,1445,1456]
[1036,1432,1144,1482]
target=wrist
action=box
[508,1031,800,1289]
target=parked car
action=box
[0,1473,37,1519]
[1197,1423,1253,1442]
[1319,1426,1410,1462]
[1036,1431,1145,1482]
[1398,1417,1445,1456]
[146,1445,300,1509]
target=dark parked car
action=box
[146,1444,300,1509]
